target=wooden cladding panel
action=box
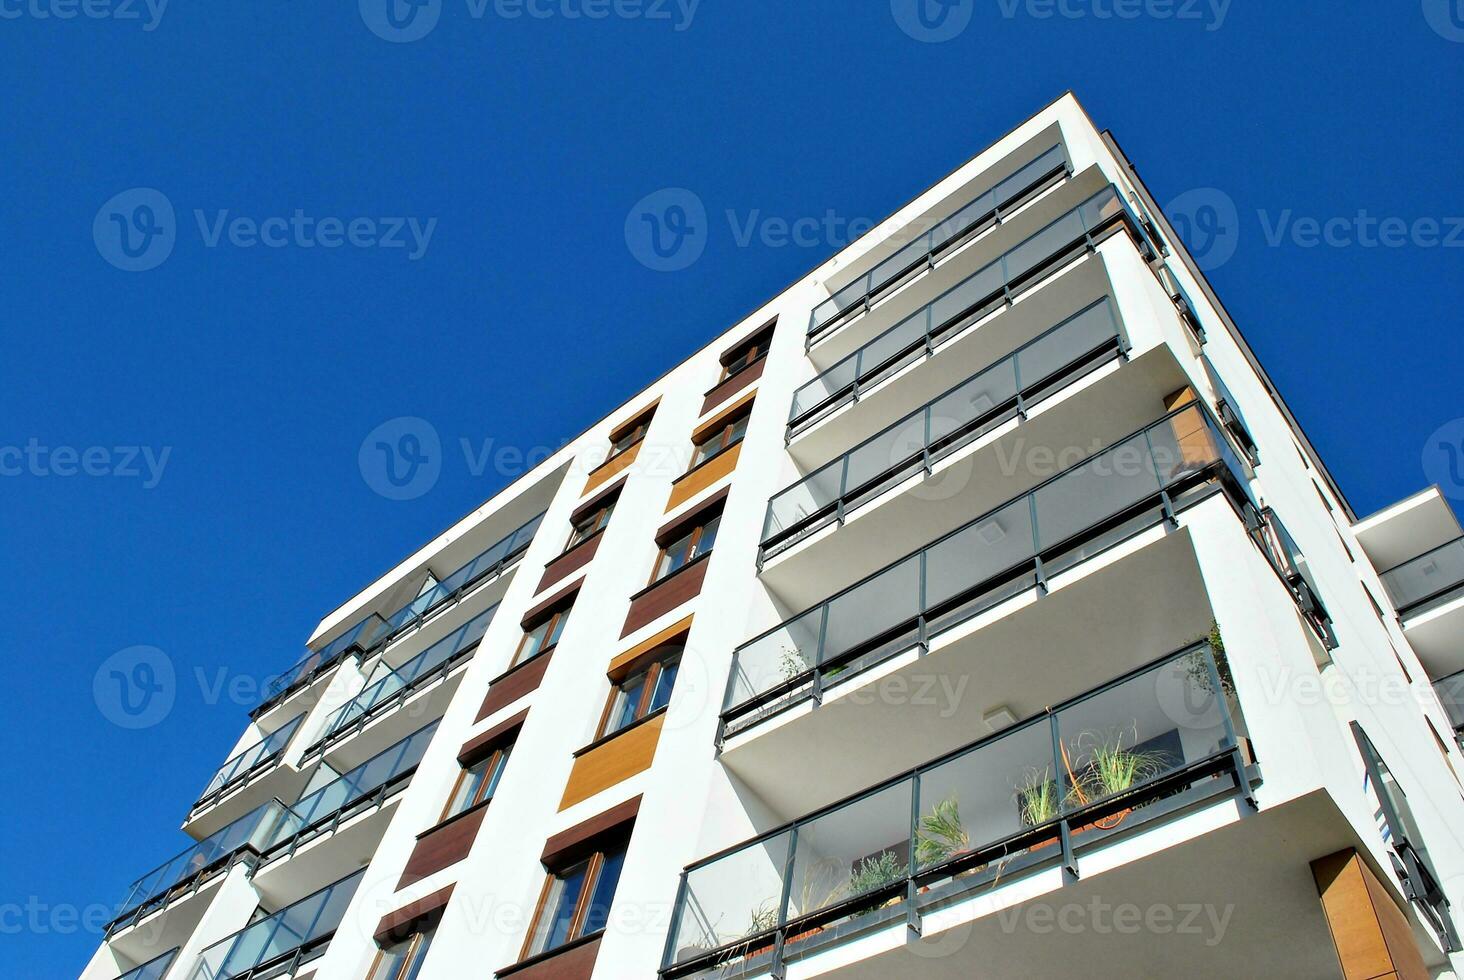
[537,533,601,594]
[559,715,665,810]
[582,441,642,496]
[700,357,765,416]
[495,934,601,980]
[608,615,694,679]
[477,652,552,722]
[374,883,456,945]
[398,806,488,889]
[692,390,757,443]
[1311,849,1429,980]
[459,708,530,765]
[544,795,644,863]
[666,443,741,512]
[621,557,709,638]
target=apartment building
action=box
[83,92,1464,980]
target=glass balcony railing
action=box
[765,298,1126,560]
[1247,507,1336,649]
[1435,670,1464,741]
[1380,537,1464,616]
[188,869,364,980]
[807,145,1071,344]
[379,512,544,639]
[726,405,1249,737]
[316,604,498,746]
[257,613,391,710]
[110,800,294,933]
[262,722,438,860]
[790,183,1154,435]
[664,644,1251,977]
[113,948,178,980]
[196,714,306,808]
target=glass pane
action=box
[928,261,1003,330]
[918,716,1058,868]
[924,498,1035,612]
[671,832,791,963]
[1033,432,1161,550]
[844,415,925,495]
[583,846,627,935]
[1017,299,1119,391]
[650,660,680,712]
[1383,539,1464,610]
[786,781,912,922]
[726,609,822,710]
[693,516,721,559]
[821,556,921,665]
[928,360,1018,450]
[536,864,588,954]
[609,676,646,734]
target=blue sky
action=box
[3,2,1463,975]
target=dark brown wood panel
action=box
[374,883,456,946]
[459,708,530,765]
[522,580,581,628]
[541,795,641,864]
[571,477,626,525]
[537,532,601,594]
[397,806,489,889]
[476,651,552,722]
[621,556,709,638]
[700,355,765,415]
[656,488,729,544]
[494,934,601,980]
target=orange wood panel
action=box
[558,714,665,810]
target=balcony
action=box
[253,613,390,719]
[1435,670,1464,749]
[187,869,364,980]
[807,143,1071,347]
[665,645,1256,978]
[111,949,178,980]
[765,296,1129,564]
[791,182,1157,440]
[190,715,309,825]
[303,603,497,765]
[727,405,1250,745]
[1380,537,1464,677]
[107,800,292,937]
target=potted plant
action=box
[847,851,906,916]
[915,794,971,869]
[1067,726,1171,831]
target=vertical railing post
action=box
[771,827,800,980]
[1013,346,1027,420]
[660,870,691,972]
[811,605,830,706]
[1142,426,1179,527]
[1049,710,1078,880]
[907,773,923,937]
[1030,493,1047,595]
[1203,646,1256,809]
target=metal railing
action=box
[765,298,1126,560]
[1247,507,1337,649]
[195,714,306,810]
[1435,669,1464,743]
[665,644,1252,977]
[790,182,1155,434]
[726,404,1249,737]
[256,613,391,711]
[113,948,179,980]
[109,800,293,934]
[313,604,498,748]
[188,869,364,980]
[807,145,1070,343]
[1380,537,1464,616]
[262,722,438,861]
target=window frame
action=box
[565,500,616,551]
[718,324,775,382]
[512,605,572,668]
[690,412,750,470]
[523,837,630,959]
[607,408,656,461]
[651,515,720,585]
[597,647,683,739]
[441,741,514,822]
[367,926,436,980]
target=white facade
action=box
[84,93,1464,980]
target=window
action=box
[601,648,682,737]
[653,515,720,583]
[719,323,775,381]
[691,412,749,468]
[608,407,656,459]
[513,605,572,667]
[368,928,435,980]
[566,499,615,550]
[525,838,628,957]
[444,741,513,820]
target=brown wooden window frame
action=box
[718,323,775,382]
[367,926,436,980]
[441,742,514,823]
[607,407,656,461]
[651,515,720,585]
[522,835,630,960]
[512,605,573,669]
[596,646,683,740]
[565,499,616,551]
[690,411,750,470]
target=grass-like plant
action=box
[1073,726,1171,800]
[1015,766,1064,827]
[915,794,970,867]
